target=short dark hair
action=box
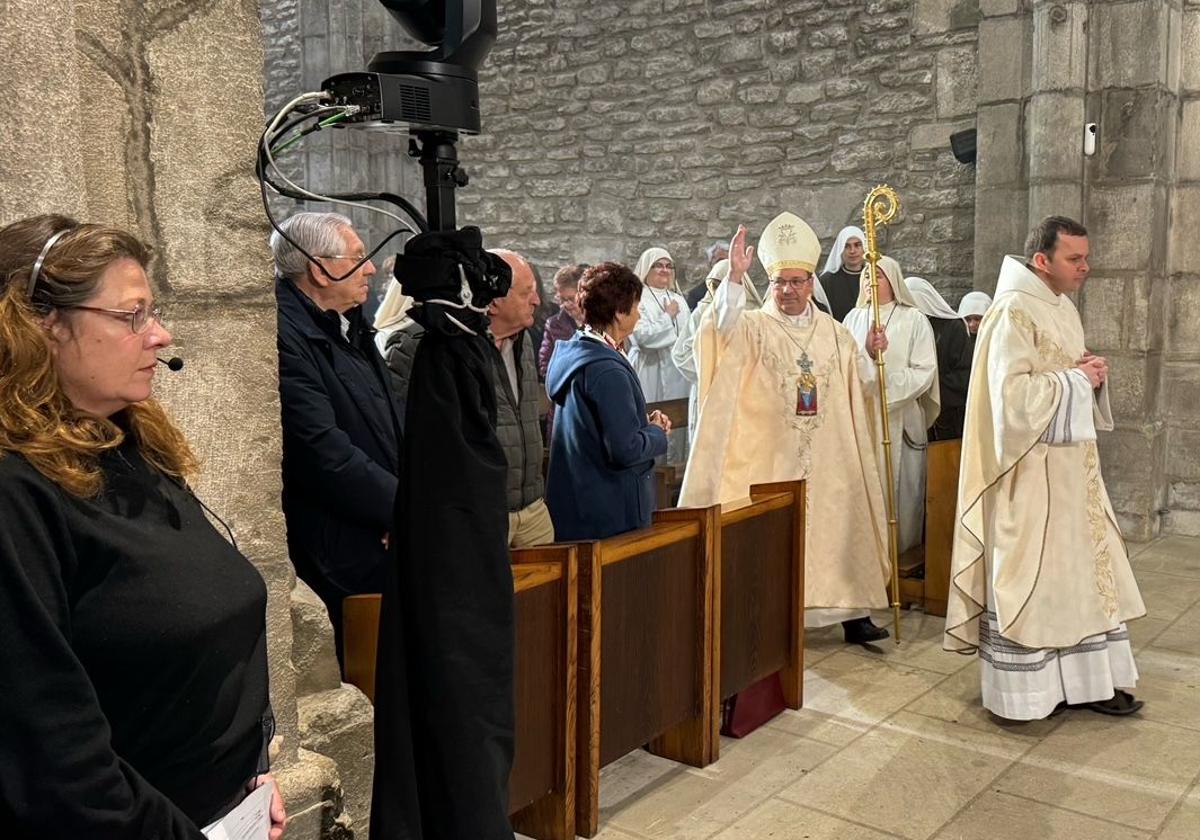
[553,263,588,290]
[579,262,642,329]
[1024,216,1088,261]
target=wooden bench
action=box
[342,543,579,840]
[574,506,718,837]
[898,438,961,617]
[711,482,805,753]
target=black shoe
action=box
[843,617,890,644]
[1077,689,1144,717]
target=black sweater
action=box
[0,432,270,838]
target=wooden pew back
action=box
[715,482,806,741]
[341,543,578,840]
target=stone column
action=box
[1078,0,1179,539]
[971,0,1031,292]
[2,2,364,837]
[1163,1,1200,534]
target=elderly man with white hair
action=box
[272,211,402,667]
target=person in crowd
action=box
[0,214,286,838]
[686,240,730,309]
[546,262,671,540]
[844,256,940,554]
[371,255,413,356]
[680,215,892,644]
[628,247,691,403]
[629,247,691,462]
[672,258,733,436]
[945,216,1145,720]
[538,263,587,378]
[907,276,973,440]
[819,225,868,321]
[538,263,588,439]
[958,290,993,338]
[388,249,553,547]
[273,212,401,665]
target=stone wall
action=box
[461,0,980,294]
[1,2,362,838]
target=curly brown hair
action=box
[0,214,198,497]
[578,262,642,330]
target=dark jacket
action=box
[387,323,544,512]
[538,308,578,379]
[928,315,974,440]
[276,278,401,648]
[819,267,863,322]
[545,335,668,541]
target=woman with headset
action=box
[0,215,286,838]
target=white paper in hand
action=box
[201,780,273,840]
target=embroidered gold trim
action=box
[1085,442,1119,621]
[1008,307,1075,369]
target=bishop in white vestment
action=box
[843,257,940,553]
[944,217,1145,721]
[680,213,892,643]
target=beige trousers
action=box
[508,498,555,549]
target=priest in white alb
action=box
[843,257,939,554]
[944,216,1145,721]
[680,213,892,644]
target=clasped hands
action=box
[1077,351,1108,389]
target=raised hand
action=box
[727,224,754,284]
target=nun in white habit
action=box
[628,247,692,403]
[819,225,868,321]
[957,290,993,336]
[844,256,940,552]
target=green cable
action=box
[271,112,351,156]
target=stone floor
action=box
[579,536,1200,840]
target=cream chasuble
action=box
[944,256,1145,655]
[843,259,939,553]
[678,281,891,615]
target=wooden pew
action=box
[645,396,689,432]
[710,482,805,753]
[341,543,579,840]
[575,507,718,837]
[922,438,960,617]
[897,438,962,617]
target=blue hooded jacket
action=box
[544,334,669,541]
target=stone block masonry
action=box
[457,0,979,298]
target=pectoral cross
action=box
[795,352,818,416]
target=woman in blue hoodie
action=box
[545,262,672,540]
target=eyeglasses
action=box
[317,253,368,262]
[67,303,165,334]
[772,277,814,291]
[652,262,674,271]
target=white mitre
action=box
[757,211,822,276]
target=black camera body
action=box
[321,0,495,137]
[320,1,497,230]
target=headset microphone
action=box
[157,356,184,371]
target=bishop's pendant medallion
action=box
[795,351,819,416]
